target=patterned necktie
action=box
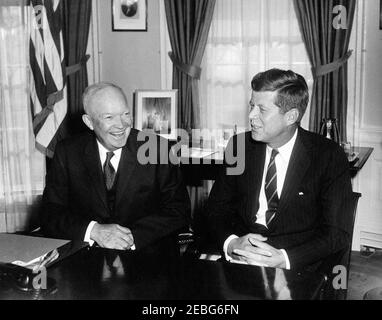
[265,149,279,226]
[104,151,116,191]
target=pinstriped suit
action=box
[206,127,353,270]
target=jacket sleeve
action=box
[286,146,353,269]
[41,142,91,241]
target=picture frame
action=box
[112,0,147,31]
[134,90,178,141]
[380,0,382,30]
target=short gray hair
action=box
[82,82,128,115]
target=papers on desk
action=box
[184,147,218,159]
[0,234,70,270]
[199,253,221,261]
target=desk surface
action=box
[0,245,325,300]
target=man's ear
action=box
[285,108,299,125]
[82,114,94,131]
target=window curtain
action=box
[164,0,216,133]
[293,0,356,141]
[63,0,92,136]
[200,0,313,137]
[0,1,45,233]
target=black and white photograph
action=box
[1,0,382,307]
[134,89,177,140]
[112,0,147,31]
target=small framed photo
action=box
[112,0,147,31]
[134,90,178,140]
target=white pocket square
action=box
[298,192,304,196]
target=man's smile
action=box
[110,129,128,138]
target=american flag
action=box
[29,0,67,158]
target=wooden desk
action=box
[0,244,325,300]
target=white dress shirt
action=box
[84,141,135,249]
[224,129,298,269]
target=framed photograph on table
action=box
[134,90,178,141]
[112,0,147,31]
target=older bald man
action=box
[41,82,190,251]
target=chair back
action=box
[318,192,361,300]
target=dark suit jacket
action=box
[206,127,353,269]
[41,129,190,250]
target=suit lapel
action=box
[247,138,266,223]
[83,136,109,213]
[115,130,138,209]
[277,128,311,216]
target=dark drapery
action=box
[164,0,216,132]
[63,0,92,135]
[293,0,356,141]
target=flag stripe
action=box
[29,74,43,121]
[44,0,62,55]
[29,11,46,83]
[29,41,45,113]
[29,0,67,157]
[41,9,63,90]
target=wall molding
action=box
[360,231,382,249]
[159,0,172,90]
[348,0,366,149]
[87,0,102,84]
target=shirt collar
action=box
[266,128,298,162]
[96,140,122,163]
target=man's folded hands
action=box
[90,223,135,250]
[228,233,286,268]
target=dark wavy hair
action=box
[251,69,309,123]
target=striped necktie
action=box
[265,149,279,226]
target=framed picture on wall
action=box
[134,90,178,141]
[112,0,147,31]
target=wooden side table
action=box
[349,147,374,178]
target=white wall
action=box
[362,0,382,127]
[349,0,382,250]
[97,0,162,106]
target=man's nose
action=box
[249,106,260,120]
[114,115,126,128]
